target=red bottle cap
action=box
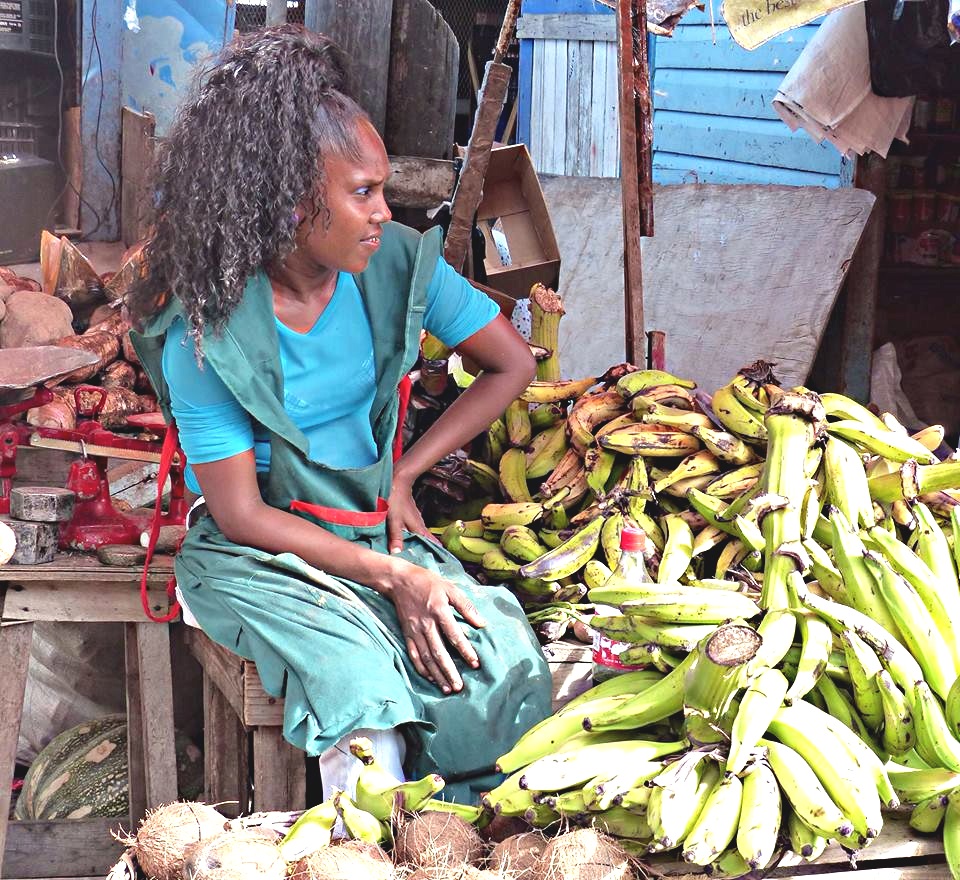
[619,527,647,553]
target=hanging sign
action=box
[0,1,24,34]
[721,0,863,50]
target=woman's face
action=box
[295,119,393,275]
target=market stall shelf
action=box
[0,553,178,879]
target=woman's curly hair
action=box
[129,25,369,342]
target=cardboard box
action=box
[475,144,560,301]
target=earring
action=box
[292,208,302,225]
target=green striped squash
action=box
[14,714,203,820]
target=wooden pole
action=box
[616,0,654,366]
[443,0,521,274]
[266,0,286,26]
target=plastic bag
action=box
[865,0,960,96]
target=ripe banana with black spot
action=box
[500,524,549,562]
[499,446,533,502]
[658,513,694,583]
[710,384,767,443]
[525,422,570,479]
[616,369,696,399]
[877,669,916,757]
[519,515,605,582]
[598,424,702,457]
[521,376,599,404]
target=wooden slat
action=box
[2,818,121,879]
[530,38,546,172]
[590,43,609,177]
[518,13,616,42]
[655,23,815,71]
[134,622,178,810]
[0,552,173,581]
[120,106,156,247]
[603,43,620,177]
[124,622,146,829]
[384,157,456,208]
[654,68,786,120]
[574,40,594,177]
[203,673,247,818]
[654,110,842,175]
[184,628,246,723]
[251,727,306,812]
[3,581,176,623]
[241,662,285,727]
[0,621,33,873]
[652,152,841,187]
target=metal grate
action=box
[0,121,38,157]
[234,0,306,32]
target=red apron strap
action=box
[140,422,182,623]
[393,374,412,463]
[290,497,389,527]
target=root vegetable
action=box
[101,359,137,389]
[488,832,546,878]
[119,801,225,880]
[182,827,286,880]
[540,828,635,880]
[53,330,120,384]
[27,386,78,430]
[393,812,485,872]
[73,386,143,428]
[85,308,131,339]
[122,330,141,365]
[290,839,394,880]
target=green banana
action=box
[705,462,764,500]
[599,509,624,570]
[480,548,521,580]
[910,792,949,834]
[802,538,846,602]
[586,761,663,811]
[481,501,544,529]
[827,418,937,464]
[616,369,696,398]
[761,738,853,839]
[484,417,508,463]
[418,799,485,824]
[747,607,797,674]
[886,764,960,803]
[726,667,789,776]
[528,401,565,431]
[735,759,781,870]
[944,793,960,879]
[682,774,744,866]
[690,424,760,465]
[592,806,654,840]
[648,753,718,851]
[462,458,500,496]
[584,446,618,496]
[784,610,833,704]
[706,847,753,878]
[913,681,960,773]
[614,584,761,624]
[785,806,828,861]
[839,628,885,733]
[279,798,339,861]
[519,515,605,582]
[823,435,876,529]
[711,384,767,443]
[591,614,717,653]
[350,736,445,820]
[334,790,389,844]
[877,669,916,757]
[820,391,889,430]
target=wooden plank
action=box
[134,622,178,810]
[384,157,455,208]
[305,0,394,135]
[654,111,843,175]
[541,178,875,393]
[184,628,246,723]
[517,13,616,42]
[574,40,593,177]
[655,24,815,71]
[550,40,567,175]
[2,581,176,623]
[539,39,561,174]
[564,39,583,176]
[242,662,286,727]
[124,622,147,829]
[531,41,546,172]
[120,106,156,248]
[385,0,458,160]
[2,817,121,879]
[203,674,247,817]
[654,68,786,120]
[602,43,620,177]
[60,107,82,232]
[251,727,306,812]
[590,43,609,177]
[0,621,32,873]
[653,152,841,187]
[0,552,172,582]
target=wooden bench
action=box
[183,628,306,817]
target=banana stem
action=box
[683,623,761,747]
[529,283,565,381]
[869,460,960,503]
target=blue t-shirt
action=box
[163,256,499,493]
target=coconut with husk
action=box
[540,828,635,880]
[115,801,226,880]
[393,811,486,872]
[290,838,395,880]
[406,869,507,880]
[488,832,546,878]
[182,827,286,880]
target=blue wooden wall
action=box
[651,5,848,187]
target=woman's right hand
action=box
[384,559,487,695]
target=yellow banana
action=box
[440,520,498,563]
[499,446,533,503]
[704,462,763,499]
[615,585,762,624]
[599,509,624,569]
[823,434,875,529]
[481,548,521,580]
[616,369,696,398]
[462,458,500,496]
[519,515,605,582]
[636,402,712,431]
[521,376,598,404]
[784,610,833,704]
[539,447,583,499]
[638,383,698,409]
[710,384,767,443]
[592,615,717,652]
[504,398,532,448]
[653,450,722,494]
[500,524,548,562]
[279,799,338,860]
[350,736,444,819]
[728,371,771,414]
[690,424,760,465]
[334,790,389,844]
[484,416,508,463]
[658,513,694,583]
[584,446,617,496]
[598,424,702,457]
[566,389,628,454]
[524,422,569,479]
[481,501,544,529]
[692,525,728,557]
[583,558,613,591]
[820,391,888,430]
[528,401,565,432]
[877,669,915,757]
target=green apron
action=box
[132,222,552,802]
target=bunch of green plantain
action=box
[425,357,960,878]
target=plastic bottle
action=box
[591,526,652,682]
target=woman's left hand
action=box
[387,470,440,554]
